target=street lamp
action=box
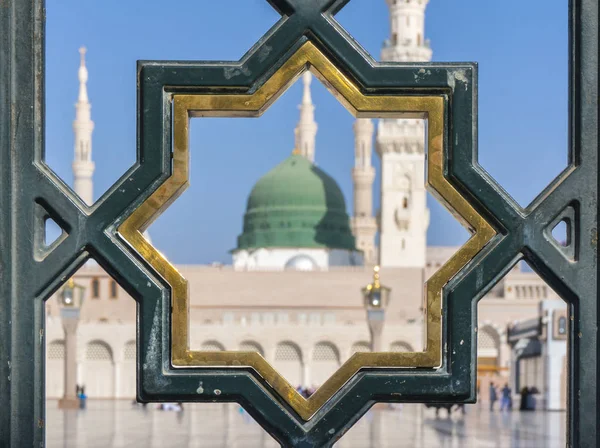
[362,266,391,352]
[58,278,85,409]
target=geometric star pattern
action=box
[118,41,496,421]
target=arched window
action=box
[274,342,303,387]
[402,197,408,209]
[48,340,65,359]
[390,341,413,352]
[239,341,264,357]
[85,341,114,398]
[200,341,225,351]
[313,342,340,363]
[124,341,136,360]
[479,327,499,350]
[91,278,100,298]
[312,342,341,387]
[86,341,113,361]
[351,342,371,354]
[275,342,302,361]
[110,280,118,299]
[417,33,422,45]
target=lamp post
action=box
[58,278,85,409]
[362,266,391,352]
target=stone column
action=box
[58,311,79,409]
[369,409,384,448]
[303,360,311,389]
[114,361,121,399]
[113,399,126,447]
[225,403,235,448]
[510,351,520,394]
[368,310,385,352]
[77,360,83,388]
[62,403,77,443]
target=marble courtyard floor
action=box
[46,400,566,447]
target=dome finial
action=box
[292,148,301,155]
[79,46,87,63]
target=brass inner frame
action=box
[118,41,496,421]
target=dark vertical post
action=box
[0,0,45,447]
[571,1,599,447]
[0,3,12,445]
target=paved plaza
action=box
[46,400,566,447]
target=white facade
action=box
[46,318,136,399]
[45,322,421,398]
[45,259,561,399]
[541,300,568,411]
[232,247,363,270]
[377,0,431,268]
[508,299,568,411]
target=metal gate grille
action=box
[0,1,597,447]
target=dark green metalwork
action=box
[0,0,597,447]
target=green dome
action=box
[236,154,357,251]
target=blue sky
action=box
[45,0,568,264]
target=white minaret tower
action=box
[351,119,377,264]
[381,0,432,62]
[294,72,317,163]
[72,47,95,205]
[376,0,431,268]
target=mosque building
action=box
[232,73,362,271]
[45,0,564,409]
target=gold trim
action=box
[118,41,496,421]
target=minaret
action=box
[381,0,432,62]
[351,119,377,264]
[294,72,317,163]
[72,47,95,205]
[376,0,431,268]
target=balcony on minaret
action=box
[382,38,430,50]
[352,166,375,183]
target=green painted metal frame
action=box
[0,0,597,447]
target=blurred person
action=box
[489,382,498,411]
[519,387,530,411]
[528,387,539,410]
[500,384,512,412]
[77,386,87,410]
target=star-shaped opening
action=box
[118,41,496,421]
